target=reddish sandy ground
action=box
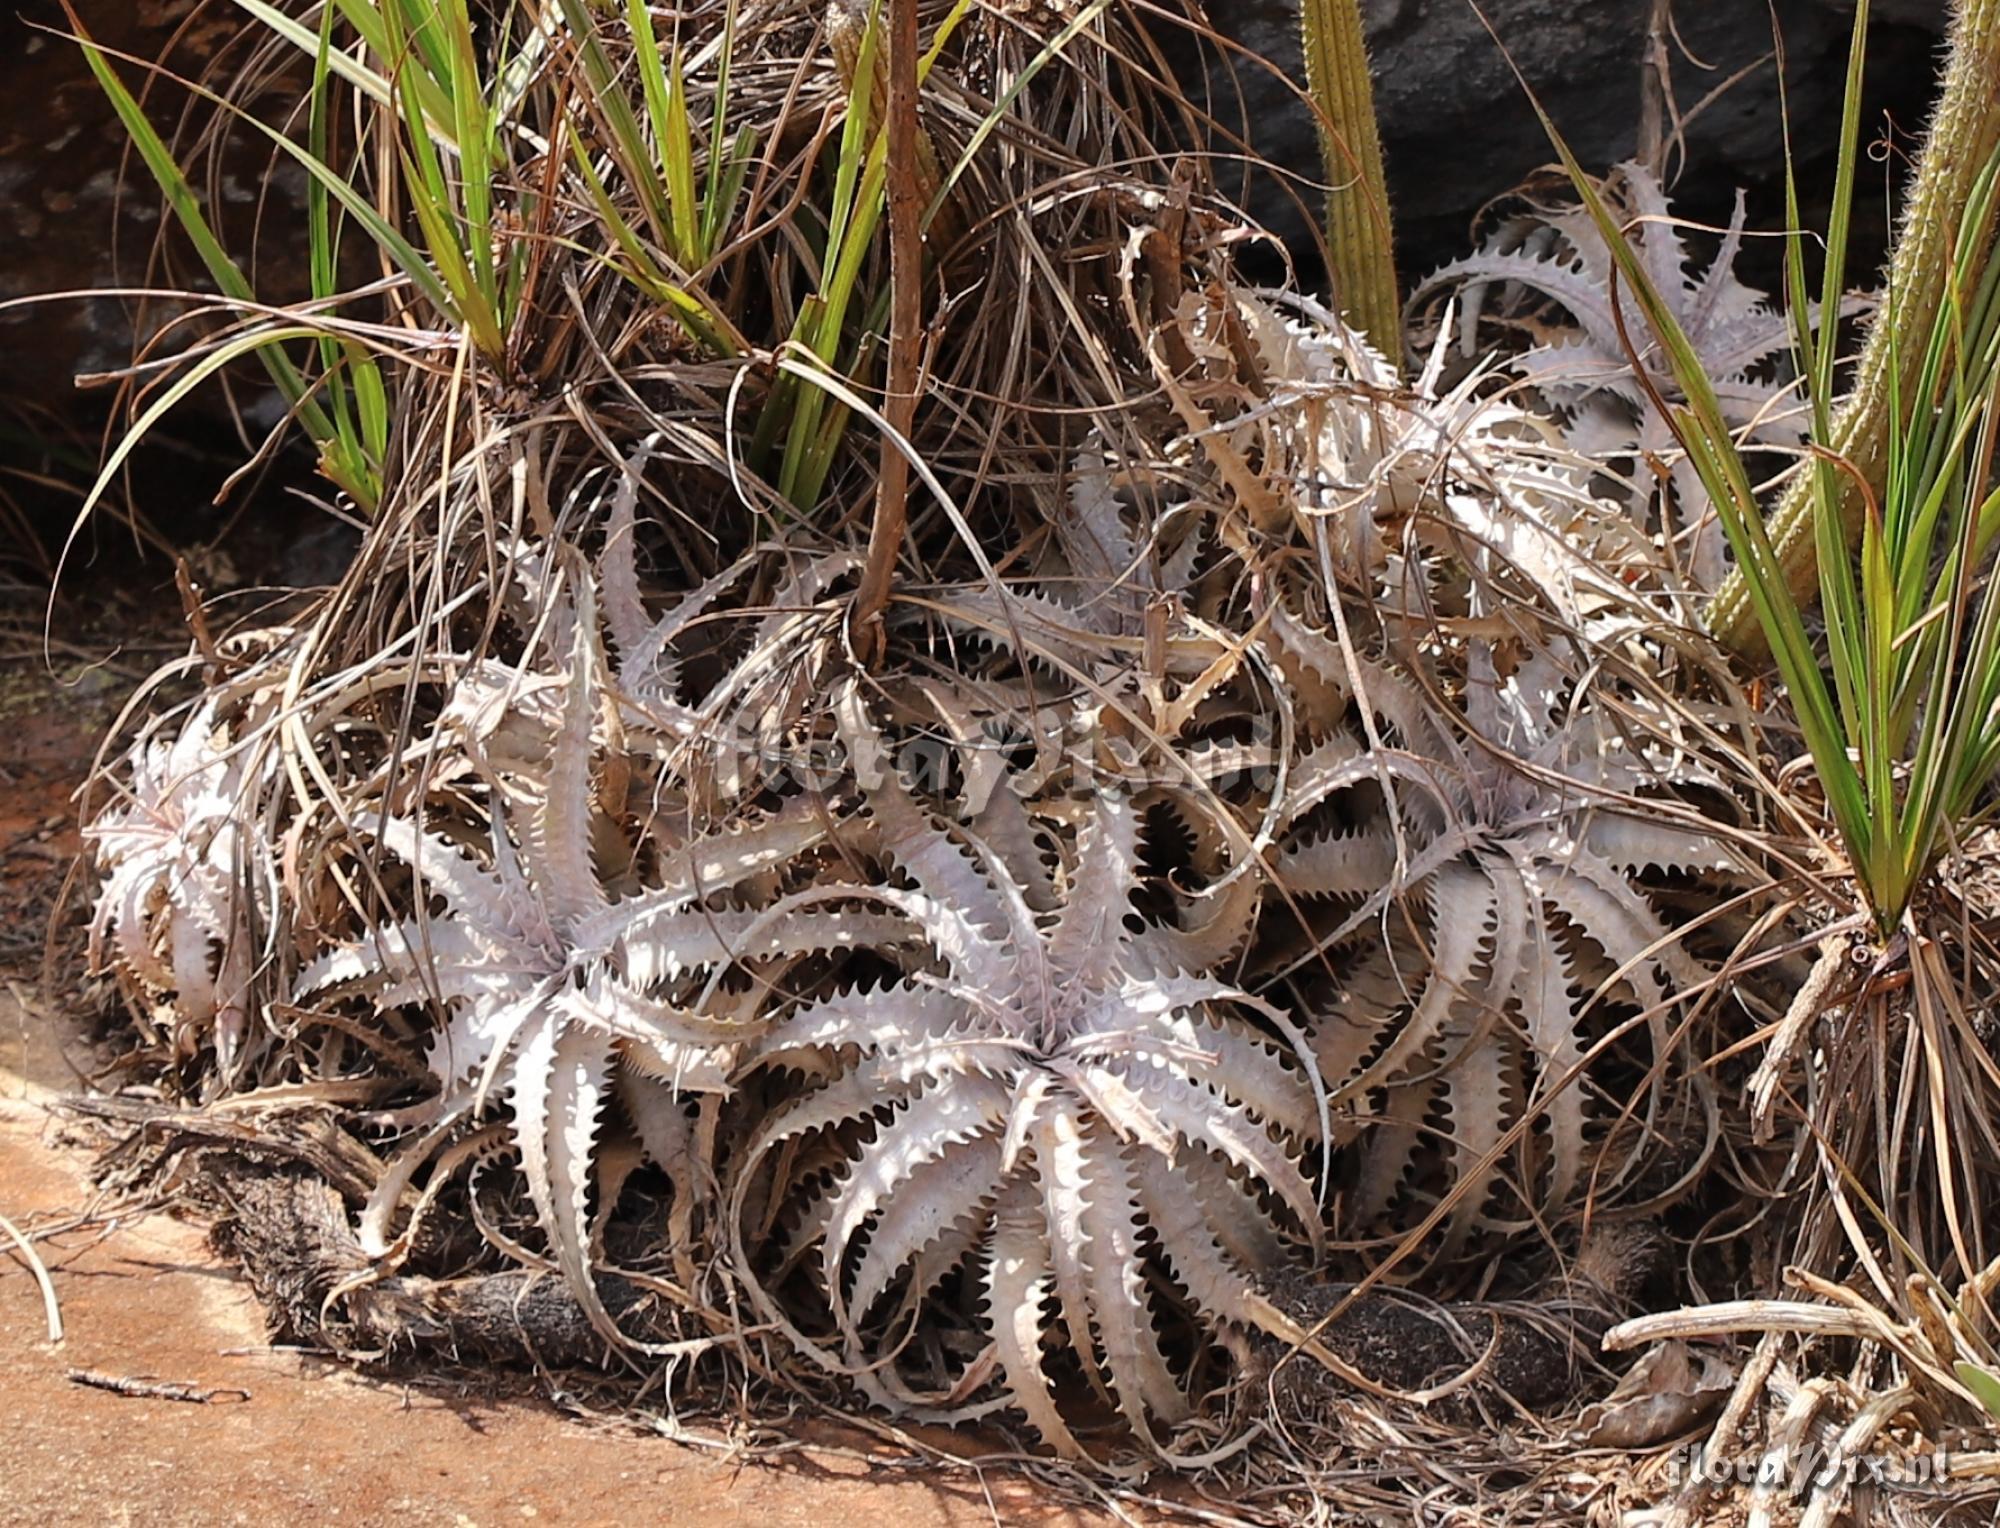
[0,1065,1102,1528]
[0,646,1111,1528]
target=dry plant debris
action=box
[65,1369,252,1405]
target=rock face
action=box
[0,1,1954,419]
[1184,0,1948,277]
[2,3,321,421]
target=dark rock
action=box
[1172,0,1949,281]
[0,3,332,552]
[4,1,1951,409]
[1,2,317,419]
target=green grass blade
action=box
[564,129,731,351]
[352,345,390,463]
[701,0,742,258]
[704,126,758,263]
[776,4,884,504]
[70,26,340,444]
[441,0,500,320]
[661,45,700,266]
[624,0,690,263]
[389,0,454,87]
[554,0,672,243]
[307,9,352,427]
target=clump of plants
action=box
[60,0,2000,1518]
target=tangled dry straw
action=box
[69,0,2000,1520]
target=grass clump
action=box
[1528,0,2000,935]
[1497,0,2000,1491]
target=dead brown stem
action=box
[852,0,923,667]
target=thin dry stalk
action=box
[853,0,924,665]
[0,1208,64,1343]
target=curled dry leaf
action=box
[1576,1338,1735,1449]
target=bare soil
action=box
[0,1076,1100,1528]
[0,636,1107,1528]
